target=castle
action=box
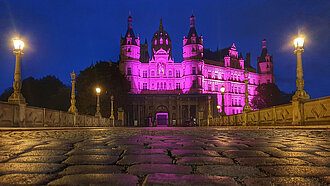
[119,14,274,126]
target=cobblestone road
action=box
[0,127,329,185]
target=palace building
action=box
[119,14,274,126]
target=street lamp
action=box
[110,95,115,126]
[243,70,252,112]
[220,86,226,116]
[95,87,102,117]
[8,39,26,104]
[292,37,310,101]
[68,71,78,114]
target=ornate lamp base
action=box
[8,92,26,104]
[243,104,252,112]
[292,90,310,101]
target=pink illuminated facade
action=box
[119,14,274,116]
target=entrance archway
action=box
[155,105,169,127]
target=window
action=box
[192,67,196,75]
[221,74,224,80]
[176,70,180,78]
[215,73,218,79]
[267,79,270,83]
[164,82,166,89]
[151,70,155,77]
[127,67,132,75]
[143,83,147,90]
[154,40,157,45]
[215,85,218,92]
[208,72,211,78]
[160,38,163,44]
[208,84,212,91]
[176,83,180,90]
[169,70,172,77]
[166,39,168,45]
[143,71,147,78]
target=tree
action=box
[251,83,292,110]
[0,76,71,111]
[76,61,130,117]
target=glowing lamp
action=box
[220,86,226,93]
[13,39,24,50]
[96,87,101,94]
[294,37,304,48]
[217,105,220,109]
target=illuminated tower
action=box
[120,13,141,93]
[182,14,204,93]
[257,39,274,83]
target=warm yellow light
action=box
[217,105,221,109]
[294,37,304,48]
[13,39,24,50]
[96,87,101,94]
[220,86,226,93]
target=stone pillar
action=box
[110,96,115,126]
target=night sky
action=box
[0,0,329,98]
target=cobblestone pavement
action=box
[0,127,329,185]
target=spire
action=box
[159,18,163,31]
[190,13,195,28]
[262,39,267,48]
[128,12,133,29]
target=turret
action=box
[182,14,204,93]
[257,39,275,83]
[120,13,140,61]
[183,14,203,60]
[119,13,141,93]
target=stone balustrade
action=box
[206,96,330,126]
[0,101,113,127]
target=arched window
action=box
[151,70,155,77]
[166,39,168,45]
[154,40,157,45]
[160,38,163,44]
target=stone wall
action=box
[0,101,112,127]
[205,96,330,126]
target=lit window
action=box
[166,39,168,45]
[127,67,132,75]
[176,70,180,78]
[155,40,157,45]
[160,38,163,44]
[192,67,196,75]
[176,83,180,90]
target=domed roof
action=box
[151,19,172,58]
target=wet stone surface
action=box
[0,127,329,185]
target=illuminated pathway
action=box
[0,127,329,185]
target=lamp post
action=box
[8,39,26,104]
[243,70,252,112]
[220,86,226,116]
[110,95,115,126]
[95,87,102,117]
[68,71,78,114]
[292,37,310,101]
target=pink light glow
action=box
[120,14,274,114]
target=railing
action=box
[203,96,330,126]
[0,101,113,127]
